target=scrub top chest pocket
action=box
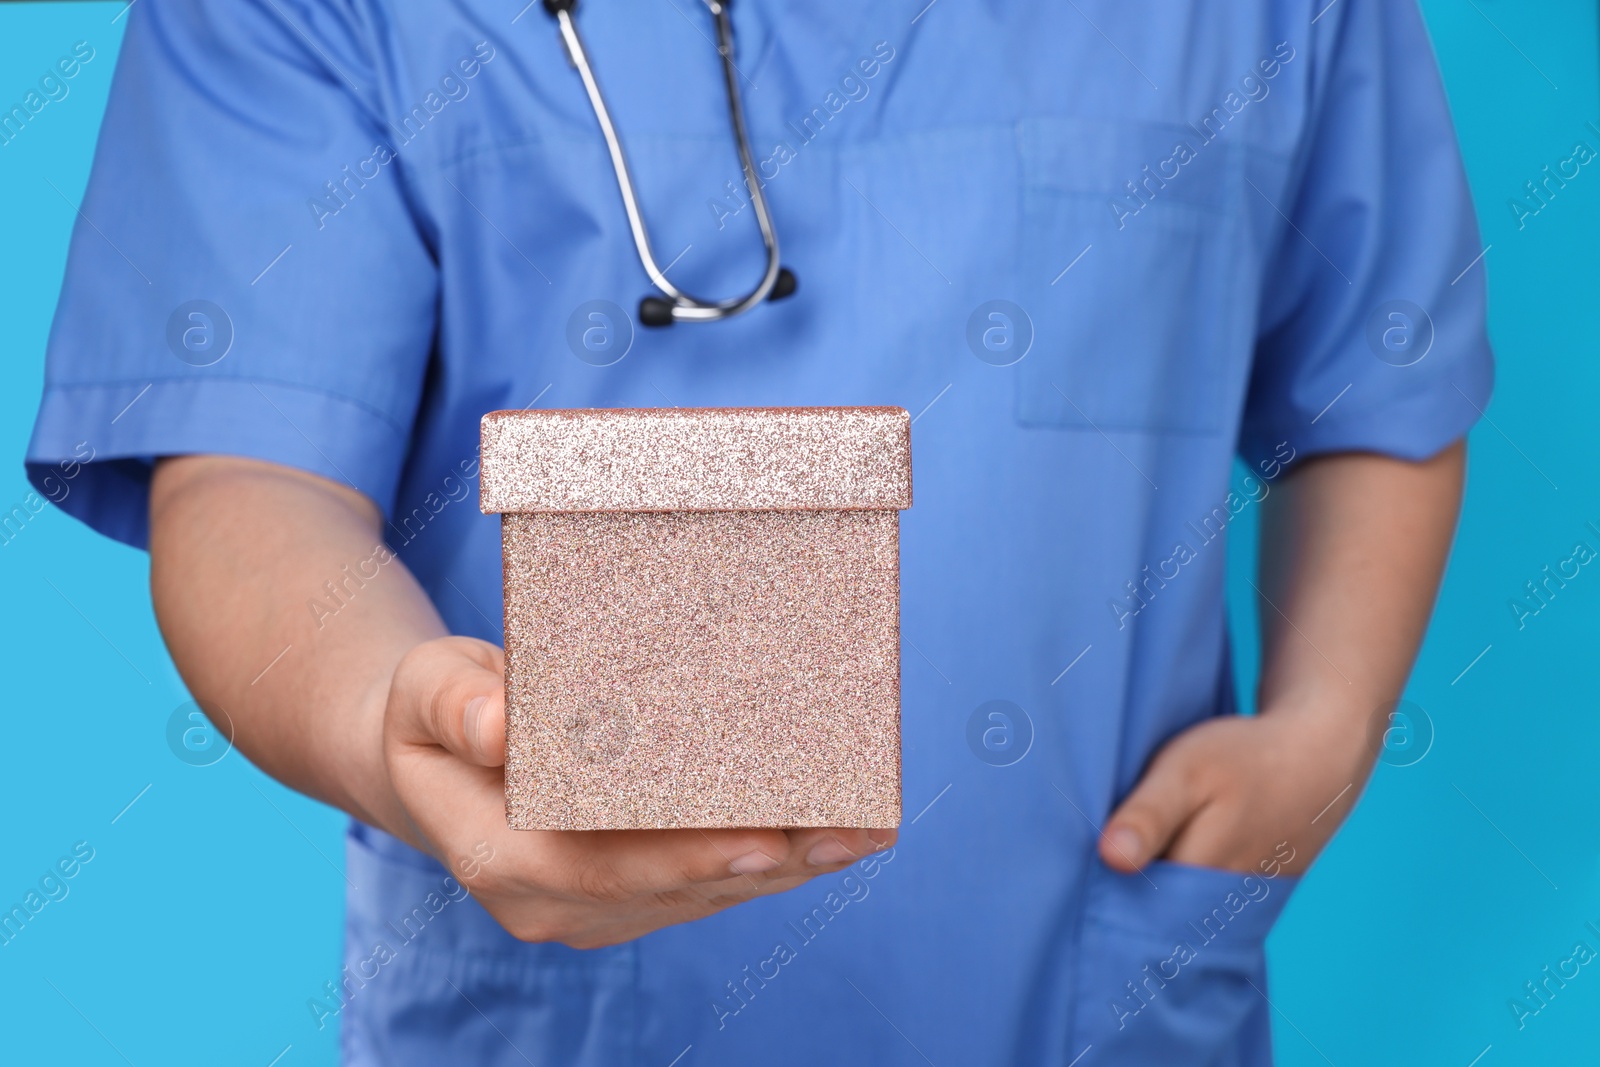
[1014,116,1253,436]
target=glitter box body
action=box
[480,407,912,831]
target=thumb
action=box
[1099,753,1200,872]
[390,636,507,768]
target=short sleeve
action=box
[25,0,438,549]
[1238,0,1494,464]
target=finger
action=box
[1101,754,1200,872]
[389,636,507,767]
[551,821,899,904]
[552,827,799,902]
[783,827,897,869]
[627,827,899,915]
[682,826,898,904]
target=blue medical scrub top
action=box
[29,0,1492,1063]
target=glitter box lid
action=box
[479,406,912,514]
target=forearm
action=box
[149,455,445,838]
[1256,441,1466,724]
[1099,440,1468,873]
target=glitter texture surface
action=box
[481,406,910,830]
[480,406,911,514]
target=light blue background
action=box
[2,2,1596,1065]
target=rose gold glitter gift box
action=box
[479,406,912,831]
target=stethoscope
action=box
[543,0,798,327]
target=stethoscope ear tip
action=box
[639,297,678,328]
[769,267,798,302]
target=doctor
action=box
[29,0,1491,1063]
